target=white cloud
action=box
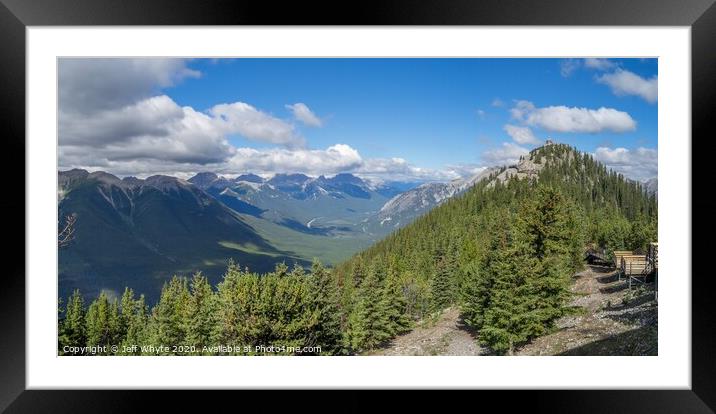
[60,95,235,165]
[510,100,637,133]
[59,58,200,114]
[285,103,323,127]
[226,147,469,182]
[583,58,616,71]
[503,124,540,145]
[596,69,658,103]
[491,98,504,107]
[593,146,658,181]
[358,158,458,182]
[59,59,441,181]
[226,144,361,175]
[60,139,466,183]
[211,102,304,148]
[442,164,487,180]
[476,109,486,118]
[60,94,305,168]
[560,59,580,77]
[482,142,530,166]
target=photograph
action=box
[56,57,658,357]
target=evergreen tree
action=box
[119,289,148,355]
[85,292,120,354]
[382,262,412,336]
[345,262,390,352]
[476,212,536,354]
[59,289,86,354]
[211,260,243,353]
[307,259,343,354]
[185,272,217,354]
[459,261,488,330]
[514,187,582,325]
[430,253,455,312]
[268,269,314,354]
[148,276,190,355]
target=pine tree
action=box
[476,187,584,354]
[85,292,120,354]
[148,276,190,355]
[268,268,315,354]
[185,272,217,354]
[211,261,243,353]
[119,288,148,355]
[345,262,390,352]
[476,212,537,354]
[514,186,582,328]
[382,262,412,336]
[118,288,133,339]
[58,289,86,354]
[430,254,455,312]
[459,261,488,330]
[307,259,343,354]
[479,271,535,355]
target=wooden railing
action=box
[620,255,649,276]
[609,243,657,298]
[613,250,633,268]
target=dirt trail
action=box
[371,264,657,356]
[369,307,483,356]
[516,264,657,356]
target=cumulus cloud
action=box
[60,93,305,167]
[56,58,493,183]
[59,58,235,168]
[225,144,361,175]
[583,58,616,71]
[59,58,200,114]
[60,136,463,183]
[510,100,637,133]
[224,146,463,182]
[60,95,235,165]
[285,103,323,127]
[503,124,540,145]
[58,58,313,171]
[593,146,658,181]
[60,95,185,147]
[211,102,304,148]
[491,98,504,107]
[482,142,529,166]
[596,69,658,103]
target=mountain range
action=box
[186,171,417,236]
[58,169,314,302]
[58,143,657,303]
[58,169,421,302]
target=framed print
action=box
[1,0,713,412]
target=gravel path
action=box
[370,307,482,356]
[370,264,657,356]
[516,264,657,356]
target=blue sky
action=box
[58,58,658,181]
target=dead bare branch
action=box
[58,213,77,248]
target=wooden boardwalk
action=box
[612,243,658,299]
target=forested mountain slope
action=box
[333,143,657,353]
[58,170,305,303]
[58,143,657,356]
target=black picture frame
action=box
[1,0,711,412]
